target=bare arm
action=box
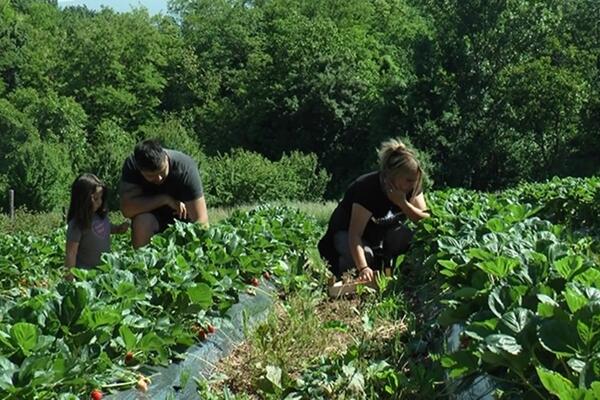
[119,181,173,219]
[389,191,430,222]
[65,241,79,268]
[110,221,130,234]
[185,195,209,226]
[348,203,374,280]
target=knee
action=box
[132,214,157,233]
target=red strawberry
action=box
[250,277,259,287]
[90,389,103,400]
[198,329,207,341]
[207,324,216,334]
[460,335,471,349]
[125,351,134,364]
[263,271,271,280]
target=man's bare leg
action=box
[131,213,160,249]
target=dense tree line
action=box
[0,0,598,211]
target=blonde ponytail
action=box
[378,137,423,195]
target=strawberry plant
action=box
[0,206,322,398]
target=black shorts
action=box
[151,206,186,233]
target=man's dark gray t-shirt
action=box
[66,215,111,268]
[120,149,204,201]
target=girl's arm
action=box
[110,221,130,234]
[348,203,374,281]
[65,240,79,268]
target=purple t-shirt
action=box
[66,214,111,268]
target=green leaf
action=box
[440,350,478,378]
[84,308,122,329]
[438,259,459,271]
[139,332,165,353]
[564,285,587,313]
[538,319,582,356]
[591,382,600,399]
[119,325,138,350]
[465,316,498,340]
[321,320,350,332]
[484,334,522,355]
[10,323,39,356]
[537,294,559,307]
[343,364,365,394]
[536,367,575,397]
[187,283,213,309]
[452,287,479,299]
[468,248,495,261]
[486,218,507,233]
[477,257,519,278]
[554,256,585,280]
[59,285,89,327]
[265,365,282,389]
[0,356,17,390]
[501,308,533,334]
[567,358,585,374]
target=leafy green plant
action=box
[0,206,321,399]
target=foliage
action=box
[402,178,600,398]
[4,138,73,211]
[1,0,600,206]
[506,176,600,230]
[203,149,330,207]
[0,206,322,398]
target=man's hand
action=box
[168,197,187,220]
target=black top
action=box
[318,171,416,272]
[121,149,204,202]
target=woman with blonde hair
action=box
[318,138,430,281]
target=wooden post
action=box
[9,189,14,222]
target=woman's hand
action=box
[358,266,374,282]
[385,184,408,206]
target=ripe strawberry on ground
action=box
[90,389,103,400]
[263,271,271,280]
[198,329,207,341]
[250,277,259,287]
[207,324,216,334]
[124,351,134,364]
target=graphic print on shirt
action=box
[92,218,110,239]
[370,209,404,227]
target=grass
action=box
[207,289,365,397]
[0,201,337,235]
[210,200,336,226]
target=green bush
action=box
[204,149,330,207]
[87,119,136,208]
[5,139,73,212]
[137,115,206,163]
[504,176,600,230]
[0,208,65,236]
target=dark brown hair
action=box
[134,139,167,171]
[67,173,108,229]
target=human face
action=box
[91,186,104,212]
[390,169,419,193]
[140,157,169,185]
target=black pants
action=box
[333,224,413,275]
